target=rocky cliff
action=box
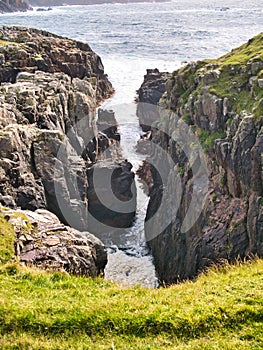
[0,26,113,101]
[138,33,263,284]
[0,0,31,13]
[0,27,136,248]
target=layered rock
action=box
[0,207,107,276]
[0,70,96,217]
[0,26,113,101]
[138,33,263,283]
[0,27,136,239]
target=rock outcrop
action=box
[0,206,107,276]
[137,68,170,132]
[0,26,113,101]
[0,0,31,13]
[0,27,136,239]
[87,159,136,235]
[138,33,263,284]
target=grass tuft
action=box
[0,213,16,264]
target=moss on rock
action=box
[165,32,263,120]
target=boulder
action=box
[87,159,136,236]
[1,207,107,276]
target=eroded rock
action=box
[0,26,113,101]
[1,207,107,276]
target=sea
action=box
[1,0,262,287]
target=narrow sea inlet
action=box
[1,0,262,286]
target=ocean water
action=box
[1,0,262,287]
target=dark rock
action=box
[138,36,263,284]
[136,69,170,131]
[87,159,136,235]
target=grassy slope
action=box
[0,215,263,349]
[167,32,263,119]
[209,32,263,117]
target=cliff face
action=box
[0,27,136,240]
[0,0,31,14]
[139,33,263,283]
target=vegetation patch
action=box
[0,255,262,349]
[208,33,263,115]
[0,213,16,264]
[167,60,208,110]
[181,113,192,125]
[196,128,226,152]
[166,33,263,120]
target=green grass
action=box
[207,33,263,116]
[218,33,263,67]
[181,114,192,125]
[0,215,263,349]
[165,32,263,121]
[0,213,16,264]
[0,260,262,349]
[196,128,226,152]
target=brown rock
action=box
[1,207,107,276]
